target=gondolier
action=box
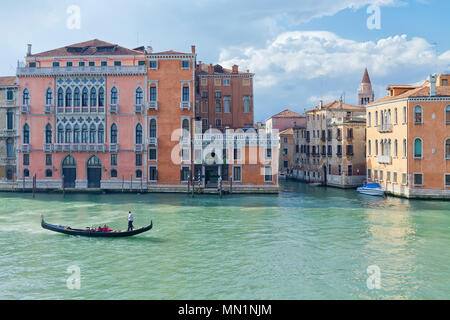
[128,211,134,231]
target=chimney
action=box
[27,44,32,56]
[191,45,196,54]
[208,64,214,74]
[319,100,323,109]
[430,74,437,96]
[339,97,343,109]
[232,65,239,74]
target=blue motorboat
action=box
[357,183,385,196]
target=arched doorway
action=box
[62,155,76,188]
[87,155,102,188]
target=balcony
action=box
[378,155,392,164]
[109,105,119,114]
[148,101,158,110]
[109,144,119,152]
[180,101,191,110]
[44,105,54,114]
[147,137,158,146]
[20,105,30,114]
[21,144,30,152]
[337,152,342,158]
[135,144,144,152]
[0,129,16,137]
[179,136,191,145]
[336,136,342,141]
[43,144,53,152]
[53,144,105,152]
[378,124,393,133]
[134,104,145,114]
[17,65,147,77]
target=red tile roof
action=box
[369,81,450,105]
[0,76,16,87]
[280,128,295,135]
[307,101,364,112]
[29,39,145,57]
[270,109,305,118]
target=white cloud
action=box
[219,31,450,89]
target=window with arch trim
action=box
[45,124,52,144]
[57,124,64,143]
[135,124,143,144]
[57,88,64,107]
[45,88,53,105]
[23,124,30,144]
[90,88,97,107]
[82,87,89,107]
[110,124,118,144]
[414,138,423,158]
[74,88,80,107]
[22,89,30,105]
[135,87,143,105]
[89,124,96,143]
[98,87,105,107]
[414,105,423,124]
[111,87,118,105]
[149,119,157,138]
[446,105,450,124]
[445,139,450,159]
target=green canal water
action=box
[0,180,449,300]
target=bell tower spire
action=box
[358,68,375,106]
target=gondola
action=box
[41,215,153,238]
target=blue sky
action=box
[0,0,448,121]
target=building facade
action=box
[265,109,306,132]
[196,63,254,130]
[0,77,18,182]
[366,73,450,199]
[295,100,367,188]
[14,40,278,193]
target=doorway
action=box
[87,155,102,188]
[62,155,76,188]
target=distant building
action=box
[196,63,254,130]
[265,109,306,132]
[279,125,304,175]
[366,73,450,199]
[0,76,18,182]
[297,100,366,187]
[358,68,375,106]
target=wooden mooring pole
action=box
[32,174,36,198]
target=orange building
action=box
[13,40,278,193]
[366,73,450,199]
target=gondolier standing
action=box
[127,211,134,231]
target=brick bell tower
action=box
[358,68,375,106]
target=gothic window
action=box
[23,124,30,144]
[135,87,143,105]
[65,124,72,143]
[57,88,64,107]
[89,124,96,143]
[45,124,52,144]
[98,124,104,143]
[81,124,88,143]
[22,88,30,105]
[135,124,143,144]
[65,88,72,107]
[82,87,89,107]
[98,87,105,107]
[110,124,118,144]
[74,88,81,107]
[111,87,118,105]
[74,124,80,143]
[46,88,53,105]
[90,88,97,107]
[57,124,64,143]
[149,119,157,138]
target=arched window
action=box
[403,139,407,157]
[63,155,76,166]
[98,87,105,107]
[57,88,64,107]
[98,124,104,143]
[394,139,398,157]
[110,124,118,144]
[135,124,143,144]
[414,138,423,158]
[65,124,72,143]
[65,88,72,107]
[81,124,88,143]
[182,119,190,137]
[45,88,53,105]
[90,88,97,107]
[45,124,52,144]
[414,105,423,124]
[89,124,96,144]
[74,88,80,107]
[111,87,118,105]
[446,105,450,124]
[82,87,89,107]
[375,139,378,156]
[73,124,80,144]
[135,87,143,105]
[87,155,101,166]
[149,119,157,138]
[22,89,30,105]
[57,124,64,143]
[446,139,450,159]
[23,124,30,144]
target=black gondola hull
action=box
[41,216,153,238]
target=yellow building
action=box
[366,73,450,199]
